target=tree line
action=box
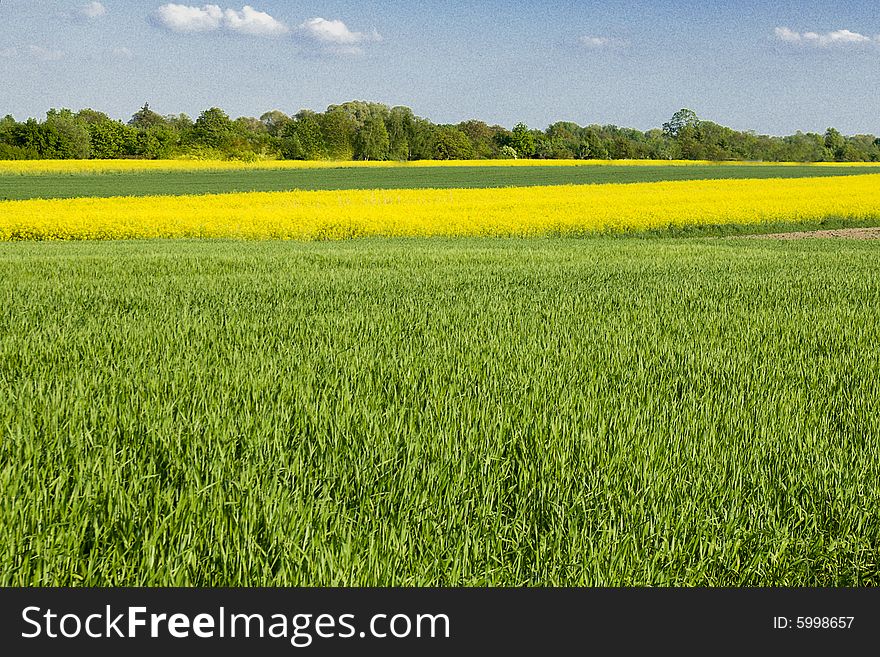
[1,103,879,162]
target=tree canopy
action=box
[1,104,878,163]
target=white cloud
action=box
[80,2,108,19]
[223,6,288,35]
[775,26,876,48]
[112,47,134,59]
[154,4,288,36]
[803,29,872,46]
[300,17,362,44]
[0,48,17,58]
[298,17,381,54]
[155,4,223,32]
[580,36,611,48]
[579,35,626,49]
[774,27,801,43]
[27,45,64,61]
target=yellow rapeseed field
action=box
[2,174,880,240]
[2,158,879,175]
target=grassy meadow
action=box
[1,237,879,586]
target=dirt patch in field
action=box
[746,227,880,240]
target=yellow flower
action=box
[2,174,880,240]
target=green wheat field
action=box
[2,237,878,586]
[3,162,879,200]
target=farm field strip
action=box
[1,237,878,586]
[3,163,880,201]
[3,173,880,240]
[3,158,880,176]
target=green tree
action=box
[10,119,47,154]
[508,122,536,158]
[319,108,357,159]
[824,128,846,161]
[582,127,609,159]
[0,115,42,160]
[544,122,583,159]
[231,116,271,158]
[458,120,505,159]
[76,109,113,126]
[778,131,825,162]
[675,122,706,160]
[0,99,876,164]
[191,107,235,149]
[406,118,437,160]
[259,110,291,137]
[88,120,135,159]
[662,108,700,138]
[280,112,326,160]
[43,109,92,159]
[386,106,415,160]
[353,115,390,160]
[329,101,390,129]
[433,126,473,160]
[128,103,166,129]
[133,123,181,159]
[498,145,518,159]
[0,114,16,135]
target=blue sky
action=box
[1,1,878,134]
